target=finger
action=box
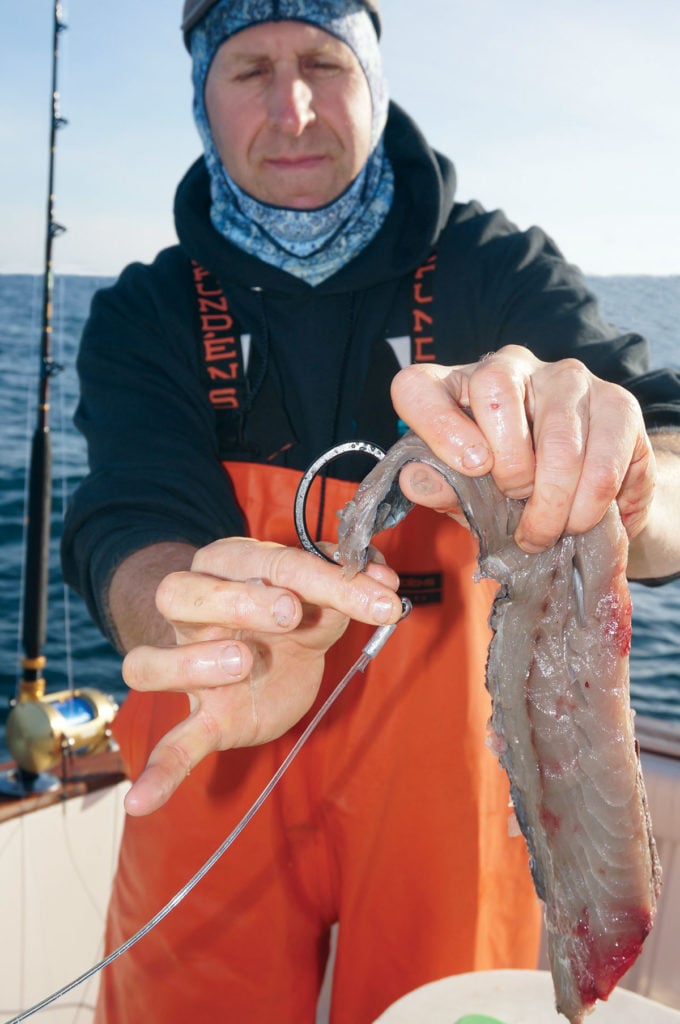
[122,637,253,693]
[466,347,537,498]
[124,653,315,815]
[513,359,592,551]
[391,364,494,474]
[156,572,303,633]
[125,762,180,816]
[192,538,403,625]
[398,463,461,513]
[566,388,652,537]
[363,553,401,590]
[616,433,656,539]
[123,704,230,815]
[316,539,400,589]
[124,744,196,816]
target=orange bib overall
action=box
[97,461,540,1024]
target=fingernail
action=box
[372,597,396,623]
[408,468,442,496]
[462,444,490,469]
[273,594,297,627]
[219,644,244,675]
[515,533,550,554]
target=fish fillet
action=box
[335,431,662,1024]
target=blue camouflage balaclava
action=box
[189,0,394,285]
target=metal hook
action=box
[294,440,386,564]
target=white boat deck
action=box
[0,776,127,1022]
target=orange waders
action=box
[97,462,541,1024]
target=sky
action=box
[2,0,679,277]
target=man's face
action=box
[204,20,373,209]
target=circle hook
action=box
[294,441,385,564]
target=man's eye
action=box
[305,58,342,74]
[235,66,268,82]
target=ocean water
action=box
[1,273,679,759]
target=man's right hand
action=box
[117,537,402,816]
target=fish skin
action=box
[335,431,662,1024]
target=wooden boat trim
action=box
[636,714,680,762]
[0,749,127,824]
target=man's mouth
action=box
[265,155,328,171]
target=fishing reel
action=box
[2,686,119,794]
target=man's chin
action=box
[254,163,347,210]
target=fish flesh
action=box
[335,431,662,1024]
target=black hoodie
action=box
[61,103,680,638]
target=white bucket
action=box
[372,969,680,1024]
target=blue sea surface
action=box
[589,275,680,722]
[1,273,679,758]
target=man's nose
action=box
[267,72,315,135]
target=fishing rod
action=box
[0,2,117,797]
[19,0,68,708]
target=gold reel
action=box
[6,687,119,775]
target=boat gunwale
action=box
[0,748,127,824]
[635,714,680,761]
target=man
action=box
[62,1,680,1021]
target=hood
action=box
[174,102,457,295]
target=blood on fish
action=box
[572,906,654,1010]
[575,906,590,938]
[598,590,633,656]
[554,695,578,718]
[618,624,633,657]
[540,806,562,837]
